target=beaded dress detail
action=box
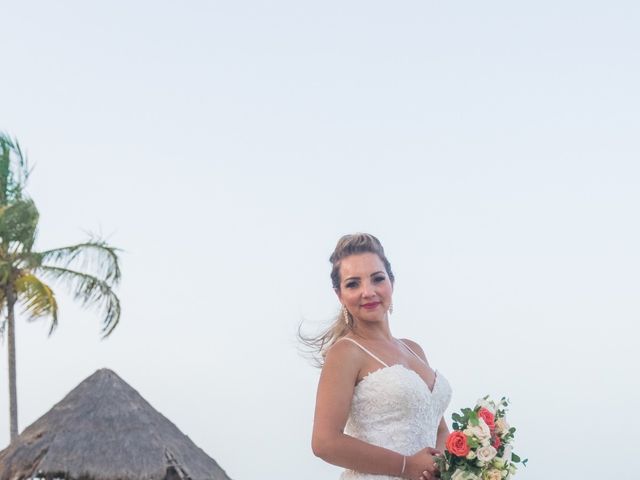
[339,338,452,480]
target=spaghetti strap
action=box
[397,339,427,365]
[340,338,389,368]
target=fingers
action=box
[426,457,439,472]
[421,470,440,480]
[416,447,442,480]
[421,460,439,478]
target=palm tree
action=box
[0,133,121,442]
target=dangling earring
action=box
[342,305,351,326]
[388,302,394,315]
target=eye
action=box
[345,281,358,289]
[374,275,386,283]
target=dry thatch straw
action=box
[0,369,232,480]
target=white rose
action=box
[492,457,506,469]
[476,398,497,414]
[464,419,491,443]
[451,471,467,480]
[495,417,510,436]
[452,470,480,480]
[477,445,497,463]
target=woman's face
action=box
[335,252,393,324]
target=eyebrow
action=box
[343,271,386,282]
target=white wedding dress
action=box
[339,338,452,480]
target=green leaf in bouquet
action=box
[522,458,528,466]
[468,411,479,426]
[511,453,521,463]
[509,427,516,434]
[467,436,479,448]
[452,413,464,423]
[449,455,463,470]
[452,422,459,430]
[468,464,482,476]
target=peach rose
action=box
[483,469,502,480]
[495,417,510,436]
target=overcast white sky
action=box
[1,1,639,479]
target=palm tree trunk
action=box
[6,286,18,441]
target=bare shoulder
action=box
[399,338,430,365]
[323,337,366,374]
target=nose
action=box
[361,280,375,298]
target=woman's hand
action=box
[405,447,442,480]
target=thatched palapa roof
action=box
[0,369,232,480]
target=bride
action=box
[305,233,452,480]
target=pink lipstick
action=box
[362,302,381,310]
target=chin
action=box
[360,313,387,323]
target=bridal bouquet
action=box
[434,396,527,480]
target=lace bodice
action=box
[339,340,452,480]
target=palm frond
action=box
[11,251,43,270]
[38,265,120,337]
[14,273,58,334]
[0,132,30,205]
[0,198,39,250]
[39,240,121,285]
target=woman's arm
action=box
[436,417,449,452]
[312,341,438,480]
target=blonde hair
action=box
[299,233,395,366]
